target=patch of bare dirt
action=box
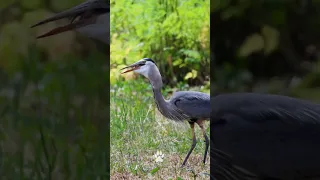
[111,171,141,180]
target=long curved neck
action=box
[148,66,167,113]
[150,74,183,121]
[147,65,186,121]
[152,88,166,107]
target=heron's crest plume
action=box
[143,58,156,65]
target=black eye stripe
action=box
[143,58,155,64]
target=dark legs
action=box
[181,122,197,167]
[181,120,209,167]
[196,119,209,164]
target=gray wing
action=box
[212,93,320,179]
[212,93,320,125]
[169,91,210,120]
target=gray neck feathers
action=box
[148,65,163,90]
[148,65,187,121]
[148,65,167,116]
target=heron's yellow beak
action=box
[121,65,140,74]
[33,20,89,39]
[121,61,145,74]
[30,0,107,39]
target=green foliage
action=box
[0,0,15,9]
[212,0,320,92]
[0,48,109,179]
[238,25,280,57]
[111,0,210,86]
[0,0,109,178]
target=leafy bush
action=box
[111,0,210,86]
[211,0,320,91]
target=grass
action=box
[110,78,210,180]
[0,50,110,179]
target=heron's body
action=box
[153,88,210,122]
[122,58,210,166]
[212,93,320,179]
[168,91,210,120]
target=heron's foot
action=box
[180,163,187,168]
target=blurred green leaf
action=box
[261,25,279,55]
[184,70,197,80]
[238,33,264,57]
[150,167,160,175]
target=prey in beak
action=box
[30,0,109,39]
[121,61,145,74]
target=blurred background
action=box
[110,0,210,179]
[0,0,109,179]
[212,0,320,100]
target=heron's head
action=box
[121,58,157,79]
[30,0,109,43]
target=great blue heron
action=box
[30,0,109,44]
[211,93,320,179]
[121,58,211,167]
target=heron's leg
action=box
[196,119,209,164]
[181,122,197,167]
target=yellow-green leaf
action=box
[184,70,198,80]
[238,33,264,57]
[261,25,279,55]
[150,167,160,175]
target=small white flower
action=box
[153,150,165,163]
